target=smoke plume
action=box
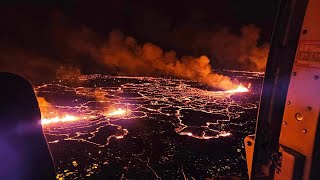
[95,31,238,90]
[0,8,270,90]
[0,48,59,81]
[36,97,58,118]
[208,25,269,71]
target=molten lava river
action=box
[36,70,264,179]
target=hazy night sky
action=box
[0,0,279,80]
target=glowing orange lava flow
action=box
[180,131,232,139]
[224,84,249,93]
[41,115,79,125]
[106,108,128,117]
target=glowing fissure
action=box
[36,75,259,179]
[38,76,254,142]
[41,115,79,125]
[224,84,249,93]
[107,108,127,116]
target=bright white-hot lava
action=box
[41,115,79,125]
[180,131,232,139]
[106,108,128,117]
[219,132,232,137]
[224,84,249,93]
[40,108,129,125]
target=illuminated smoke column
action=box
[195,25,270,71]
[94,31,239,90]
[0,27,243,91]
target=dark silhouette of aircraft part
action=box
[0,72,56,180]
